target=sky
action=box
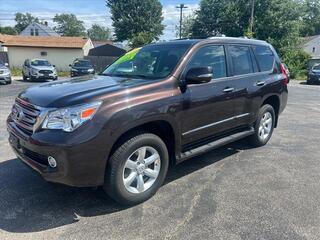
[0,0,200,40]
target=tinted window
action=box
[74,60,92,67]
[252,45,275,71]
[186,45,226,79]
[229,45,253,75]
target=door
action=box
[181,45,238,145]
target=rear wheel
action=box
[248,104,275,147]
[103,133,169,205]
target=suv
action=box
[22,59,58,81]
[69,59,95,77]
[307,64,320,85]
[7,38,288,205]
[0,62,12,84]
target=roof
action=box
[302,35,320,45]
[88,44,126,57]
[0,34,89,49]
[92,40,113,48]
[20,22,60,37]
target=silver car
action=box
[22,59,58,81]
[0,62,12,85]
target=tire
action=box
[6,78,12,84]
[248,104,275,147]
[103,132,169,205]
[22,74,27,81]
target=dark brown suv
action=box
[7,37,288,205]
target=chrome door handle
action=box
[223,87,234,93]
[256,81,266,86]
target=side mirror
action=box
[69,64,72,67]
[4,63,9,67]
[53,65,56,67]
[185,66,213,84]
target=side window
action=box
[228,45,253,75]
[186,45,227,79]
[252,45,275,72]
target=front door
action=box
[181,44,238,145]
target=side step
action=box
[180,127,254,161]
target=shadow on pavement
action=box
[0,141,248,233]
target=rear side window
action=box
[252,45,275,72]
[228,45,253,75]
[186,45,227,79]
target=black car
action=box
[69,59,95,77]
[307,64,320,85]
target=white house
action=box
[302,35,320,67]
[0,34,94,70]
[20,22,60,37]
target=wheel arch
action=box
[261,95,280,127]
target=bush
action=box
[280,48,310,80]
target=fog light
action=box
[48,156,57,168]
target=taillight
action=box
[280,63,289,85]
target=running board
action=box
[180,127,254,161]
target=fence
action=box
[84,56,118,73]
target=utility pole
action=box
[176,4,188,39]
[249,0,255,35]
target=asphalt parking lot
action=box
[0,79,319,240]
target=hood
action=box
[32,65,55,71]
[18,74,154,107]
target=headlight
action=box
[31,68,38,75]
[88,68,94,72]
[71,68,78,72]
[2,69,10,75]
[42,101,102,132]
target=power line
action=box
[176,4,188,39]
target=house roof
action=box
[92,40,113,48]
[88,43,126,57]
[21,22,60,37]
[0,34,90,49]
[302,35,320,45]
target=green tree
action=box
[87,24,112,40]
[176,14,195,39]
[53,14,86,37]
[0,26,17,35]
[14,12,39,33]
[106,0,164,47]
[300,0,320,36]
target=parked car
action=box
[307,64,320,85]
[0,62,12,85]
[22,59,58,81]
[69,59,95,77]
[7,38,288,205]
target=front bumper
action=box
[70,71,94,77]
[0,74,11,83]
[7,115,108,187]
[32,73,57,80]
[307,75,320,84]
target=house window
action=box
[30,28,34,36]
[41,51,47,56]
[35,28,39,36]
[313,47,316,53]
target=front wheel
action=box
[248,104,275,147]
[103,133,169,205]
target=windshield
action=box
[74,60,92,67]
[102,43,191,79]
[31,60,51,66]
[312,65,320,70]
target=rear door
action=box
[228,44,277,127]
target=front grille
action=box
[11,98,41,136]
[39,70,53,74]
